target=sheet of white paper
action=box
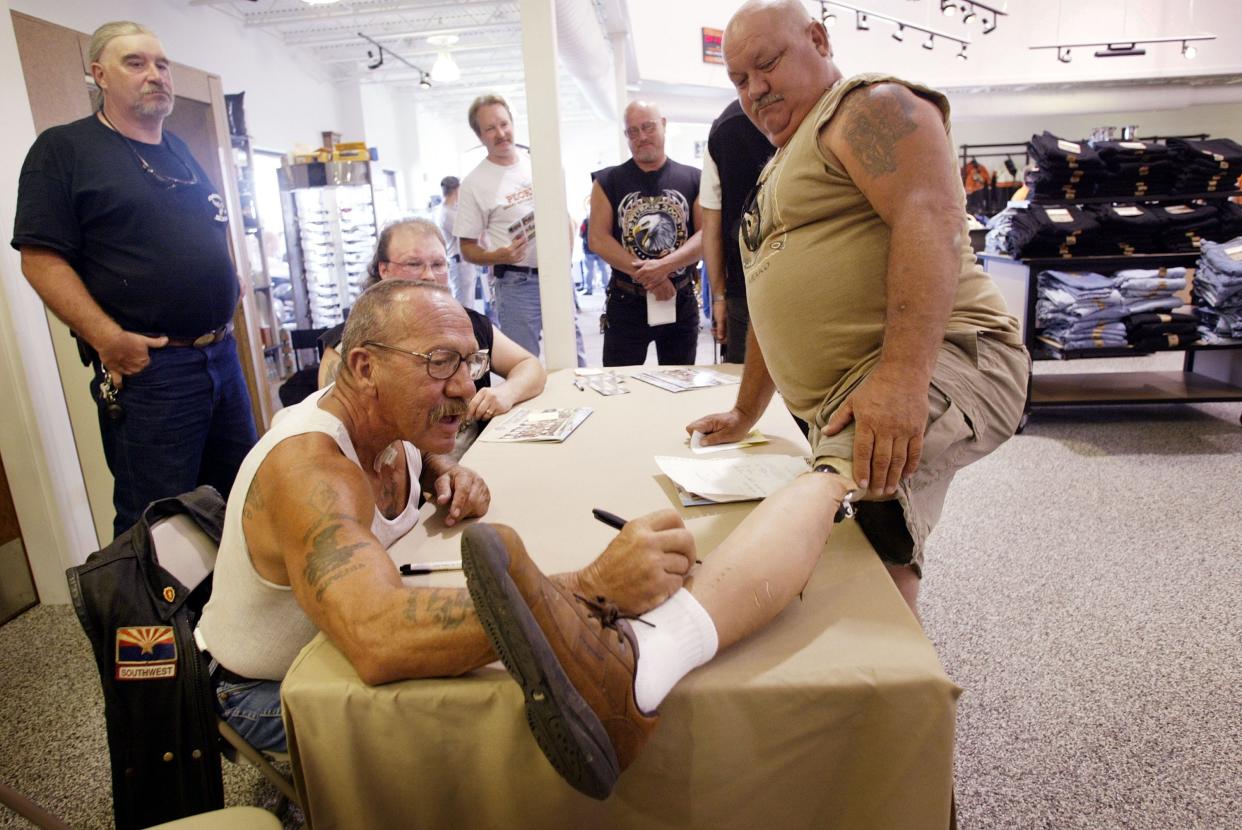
[689,429,769,454]
[654,455,808,501]
[647,291,677,326]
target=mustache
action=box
[143,84,170,95]
[429,401,468,424]
[755,93,784,111]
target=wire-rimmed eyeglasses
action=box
[383,259,450,277]
[363,342,490,380]
[623,121,659,140]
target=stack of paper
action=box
[654,455,809,505]
[632,368,741,393]
[480,407,592,443]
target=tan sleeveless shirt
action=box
[740,74,1021,423]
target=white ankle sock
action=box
[630,589,719,713]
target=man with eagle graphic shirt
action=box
[590,101,704,366]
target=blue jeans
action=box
[494,270,586,366]
[581,253,606,294]
[215,677,286,753]
[92,334,258,538]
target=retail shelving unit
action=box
[982,236,1242,430]
[278,160,380,332]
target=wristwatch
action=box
[812,464,860,523]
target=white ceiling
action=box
[195,0,615,122]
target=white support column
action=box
[518,0,575,370]
[611,31,629,162]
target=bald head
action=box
[623,99,668,171]
[725,0,839,147]
[340,279,463,359]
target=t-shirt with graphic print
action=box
[453,153,538,269]
[593,158,700,287]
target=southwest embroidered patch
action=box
[115,626,177,680]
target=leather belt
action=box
[162,323,233,348]
[609,274,692,297]
[494,264,538,279]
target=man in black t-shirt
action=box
[11,21,256,537]
[590,101,703,366]
[702,100,773,363]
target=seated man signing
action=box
[196,280,694,752]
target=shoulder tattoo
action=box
[840,87,919,177]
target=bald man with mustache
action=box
[690,0,1028,617]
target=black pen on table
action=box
[592,508,701,564]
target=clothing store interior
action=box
[1,0,1239,828]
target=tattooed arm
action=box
[243,434,494,685]
[817,83,964,498]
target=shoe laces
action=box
[573,594,654,647]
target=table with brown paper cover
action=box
[280,365,958,829]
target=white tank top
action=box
[198,388,422,680]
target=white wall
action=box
[628,0,1242,93]
[9,0,341,150]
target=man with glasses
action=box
[12,21,257,537]
[590,101,704,366]
[316,218,546,431]
[198,279,694,751]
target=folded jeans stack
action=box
[1167,138,1242,194]
[1152,202,1222,253]
[1113,267,1196,349]
[1007,204,1104,258]
[1194,237,1242,344]
[1035,269,1128,353]
[1086,203,1168,255]
[1090,139,1178,199]
[1028,132,1108,201]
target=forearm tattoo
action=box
[404,588,475,630]
[842,89,918,177]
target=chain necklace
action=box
[98,109,199,189]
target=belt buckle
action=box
[192,331,215,348]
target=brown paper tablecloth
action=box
[282,366,959,829]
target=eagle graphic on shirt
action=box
[617,190,690,260]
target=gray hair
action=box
[365,218,446,288]
[88,21,157,109]
[339,280,451,366]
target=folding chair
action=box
[151,513,302,815]
[67,488,300,828]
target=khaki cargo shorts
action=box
[811,331,1029,576]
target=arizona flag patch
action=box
[115,626,177,680]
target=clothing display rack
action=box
[980,131,1242,429]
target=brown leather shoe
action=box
[461,523,659,800]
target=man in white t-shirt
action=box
[454,93,585,365]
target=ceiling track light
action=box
[1031,34,1214,63]
[957,43,968,61]
[419,72,431,90]
[821,2,970,53]
[825,11,838,26]
[936,1,1005,32]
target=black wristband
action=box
[812,464,858,523]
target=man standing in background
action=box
[590,101,703,367]
[438,175,473,309]
[700,100,772,363]
[12,20,256,537]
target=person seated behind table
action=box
[196,279,696,753]
[317,217,546,427]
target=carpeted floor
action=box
[2,348,1239,829]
